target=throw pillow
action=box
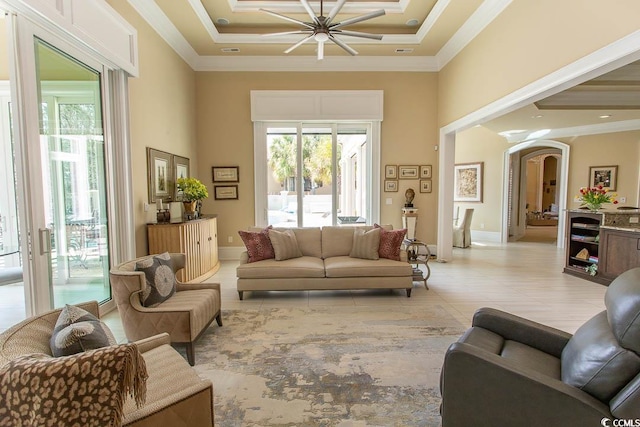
[50,304,117,357]
[135,252,177,307]
[349,228,381,260]
[375,224,407,261]
[268,229,303,261]
[238,226,275,263]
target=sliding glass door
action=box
[265,123,370,227]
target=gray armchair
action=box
[110,253,222,366]
[440,267,640,426]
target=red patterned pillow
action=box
[374,224,407,261]
[238,226,275,263]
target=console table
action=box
[147,215,219,282]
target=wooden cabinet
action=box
[147,216,219,282]
[564,212,610,285]
[599,228,640,282]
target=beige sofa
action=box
[0,301,214,426]
[237,226,413,300]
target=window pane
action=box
[267,127,298,226]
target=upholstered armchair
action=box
[440,267,640,426]
[110,253,222,366]
[453,208,474,248]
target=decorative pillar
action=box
[402,208,418,240]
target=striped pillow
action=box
[349,228,380,260]
[268,229,303,261]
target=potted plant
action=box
[177,177,208,213]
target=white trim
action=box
[227,0,410,14]
[470,230,500,243]
[253,121,268,227]
[219,246,245,261]
[505,119,640,143]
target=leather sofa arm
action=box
[133,333,171,353]
[441,342,611,427]
[472,307,572,357]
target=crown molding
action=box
[506,119,640,143]
[227,0,410,14]
[193,55,439,72]
[436,0,512,68]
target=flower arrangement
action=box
[177,177,208,202]
[578,185,618,211]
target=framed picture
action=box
[454,162,483,202]
[385,165,397,179]
[212,166,239,183]
[589,165,617,191]
[173,155,190,201]
[384,180,398,192]
[214,185,238,200]
[420,165,432,179]
[420,180,432,193]
[398,165,419,179]
[147,148,173,203]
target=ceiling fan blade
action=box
[284,34,315,54]
[331,9,386,30]
[299,0,320,25]
[260,8,315,30]
[328,34,358,56]
[317,41,324,60]
[326,0,347,26]
[335,30,383,40]
[262,30,313,37]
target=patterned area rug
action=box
[192,306,466,427]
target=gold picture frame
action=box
[147,148,173,203]
[384,165,397,179]
[214,185,238,200]
[384,180,398,192]
[398,165,419,179]
[454,162,483,202]
[420,180,432,193]
[420,165,432,179]
[173,155,190,201]
[212,166,239,183]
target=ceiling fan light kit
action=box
[261,0,385,60]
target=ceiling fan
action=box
[260,0,386,60]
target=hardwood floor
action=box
[103,238,608,341]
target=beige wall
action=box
[107,0,198,256]
[0,19,8,80]
[438,0,640,127]
[195,72,439,247]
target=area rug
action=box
[190,306,466,427]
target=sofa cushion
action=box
[50,304,117,357]
[561,310,640,402]
[237,256,325,279]
[322,226,357,258]
[375,224,407,261]
[605,267,640,353]
[349,228,380,260]
[136,252,178,307]
[239,226,275,263]
[275,227,322,258]
[269,229,303,261]
[324,256,412,278]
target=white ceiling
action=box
[128,0,640,138]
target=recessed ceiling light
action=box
[406,19,420,26]
[395,48,413,54]
[216,18,230,25]
[221,47,240,53]
[532,114,543,119]
[599,114,612,119]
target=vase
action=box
[585,202,602,212]
[183,201,197,214]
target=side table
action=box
[404,239,430,289]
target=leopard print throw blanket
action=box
[0,343,148,427]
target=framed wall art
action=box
[398,165,419,179]
[420,165,432,179]
[212,166,239,183]
[147,148,173,203]
[454,162,483,202]
[214,185,239,200]
[420,180,432,193]
[173,155,190,200]
[385,165,397,179]
[589,165,617,191]
[384,180,398,192]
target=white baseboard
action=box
[219,246,245,261]
[470,230,501,243]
